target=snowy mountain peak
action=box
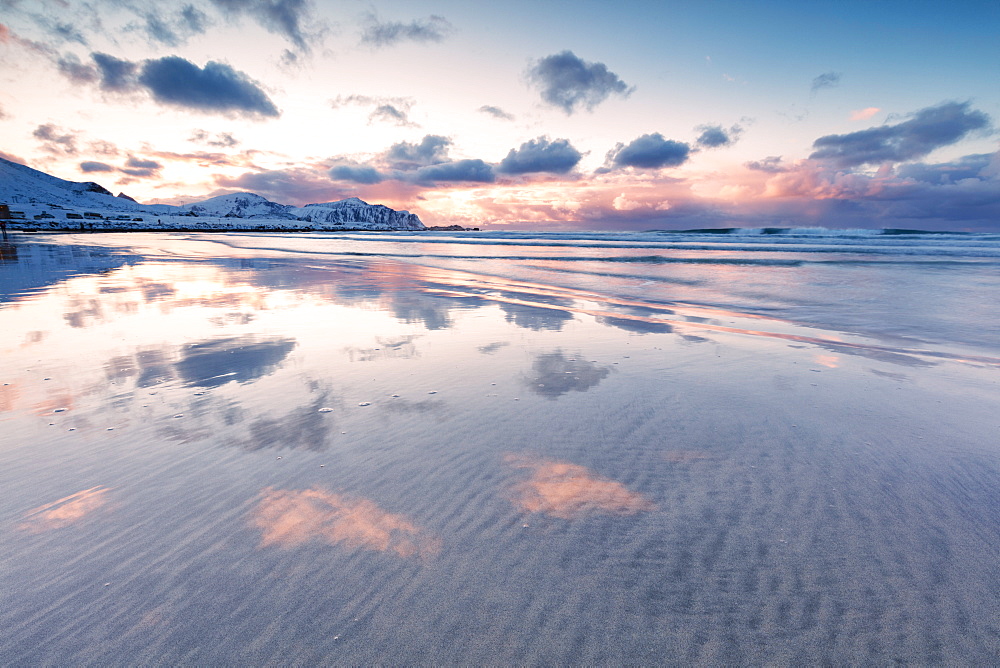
[0,157,427,230]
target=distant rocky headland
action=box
[0,156,477,232]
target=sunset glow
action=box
[1,1,997,230]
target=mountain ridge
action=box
[0,157,426,231]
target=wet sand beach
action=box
[1,231,999,664]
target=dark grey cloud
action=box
[80,161,114,173]
[809,101,991,167]
[695,124,742,148]
[329,164,385,184]
[138,56,280,117]
[478,105,514,121]
[56,51,277,118]
[605,133,690,170]
[811,71,841,93]
[414,159,495,183]
[190,130,240,147]
[360,14,454,47]
[498,136,582,175]
[210,0,316,51]
[0,103,8,120]
[744,156,787,173]
[527,50,633,114]
[896,153,994,184]
[33,123,78,154]
[120,155,163,177]
[92,52,139,92]
[384,135,451,170]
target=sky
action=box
[1,0,998,231]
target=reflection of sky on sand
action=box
[251,487,440,557]
[505,454,654,519]
[526,351,612,399]
[17,486,112,533]
[3,235,1000,665]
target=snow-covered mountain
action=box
[290,197,424,230]
[0,157,426,231]
[0,156,172,213]
[181,192,295,219]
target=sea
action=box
[1,228,998,664]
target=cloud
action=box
[189,130,240,147]
[330,94,417,126]
[497,136,582,175]
[369,103,417,127]
[695,124,743,148]
[413,159,495,183]
[329,164,385,184]
[79,161,114,173]
[809,101,991,167]
[181,5,210,33]
[56,54,98,85]
[215,167,351,205]
[120,155,163,177]
[896,153,994,184]
[133,5,210,46]
[604,133,690,170]
[92,52,139,92]
[33,123,78,154]
[744,156,787,173]
[527,50,633,114]
[0,102,8,120]
[478,105,514,121]
[210,0,317,51]
[383,134,451,170]
[360,14,454,47]
[138,11,181,46]
[811,71,841,93]
[850,107,880,121]
[45,20,88,46]
[138,56,280,117]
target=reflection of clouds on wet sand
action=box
[243,394,337,451]
[505,454,654,519]
[596,315,673,334]
[526,350,612,398]
[17,486,112,533]
[176,335,297,388]
[478,341,509,354]
[345,335,421,362]
[251,487,439,557]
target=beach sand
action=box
[1,233,998,664]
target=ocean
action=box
[1,229,998,664]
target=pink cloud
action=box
[850,107,881,121]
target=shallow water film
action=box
[2,231,999,664]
